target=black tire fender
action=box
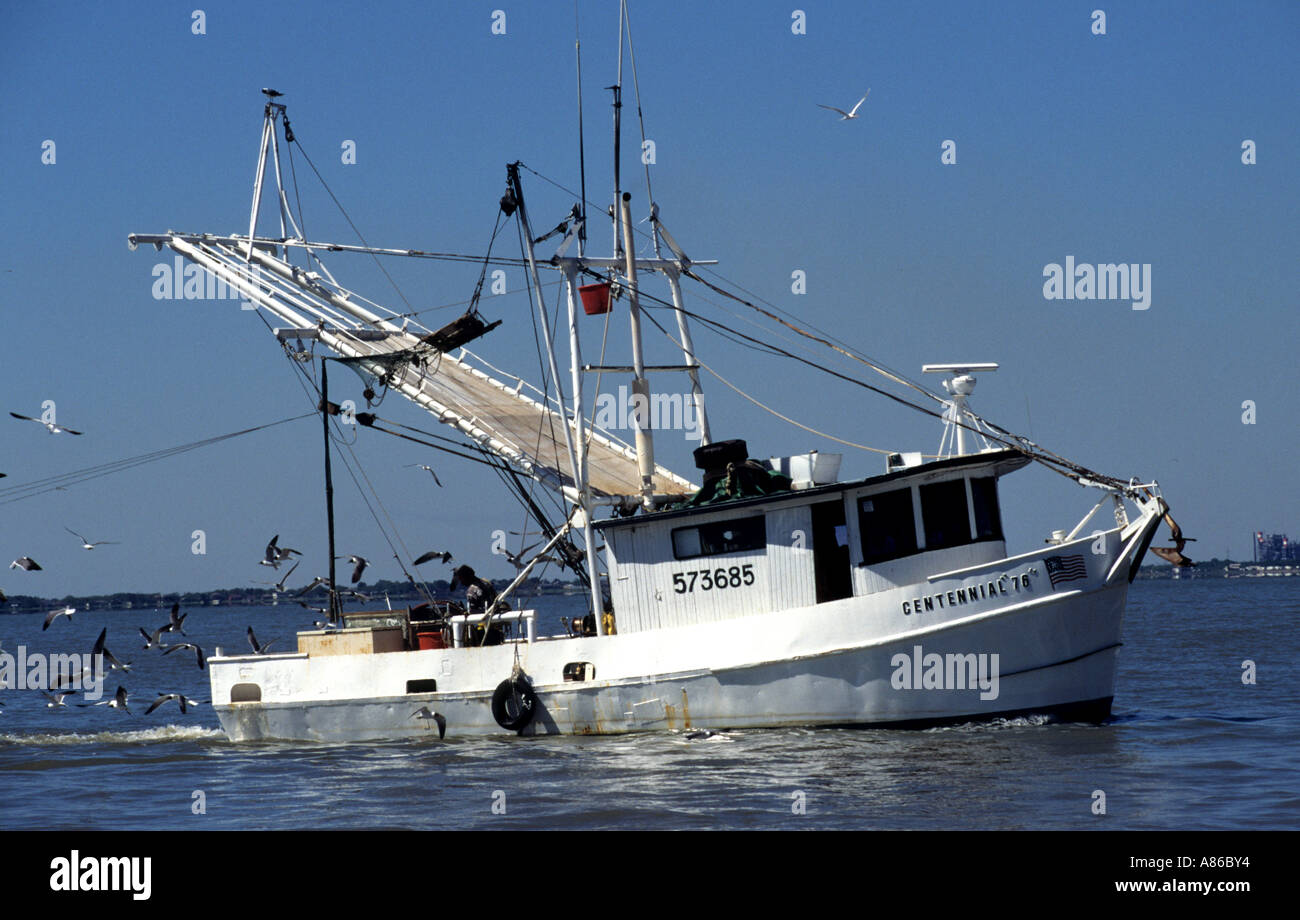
[491,677,536,732]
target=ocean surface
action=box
[1,579,1296,831]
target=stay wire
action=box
[0,414,315,505]
[288,132,417,318]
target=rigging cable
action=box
[286,130,418,320]
[0,414,314,505]
[620,0,659,255]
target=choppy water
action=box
[1,580,1296,830]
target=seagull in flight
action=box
[406,463,443,487]
[81,685,130,713]
[145,693,201,715]
[164,602,188,636]
[253,560,299,592]
[337,555,368,584]
[817,89,870,120]
[43,691,73,708]
[138,624,170,650]
[296,575,332,596]
[42,606,77,631]
[162,642,206,670]
[413,550,453,566]
[91,627,132,673]
[410,706,447,739]
[499,542,540,571]
[65,527,118,550]
[246,626,281,655]
[10,557,41,571]
[260,534,302,569]
[10,411,82,435]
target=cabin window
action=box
[671,516,765,560]
[970,477,1003,542]
[920,479,971,550]
[858,488,918,564]
[406,679,438,693]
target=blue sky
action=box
[1,1,1297,597]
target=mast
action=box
[562,263,606,633]
[321,359,341,624]
[610,2,624,260]
[664,266,711,445]
[619,192,656,507]
[575,3,587,256]
[509,162,605,632]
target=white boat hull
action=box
[211,549,1138,742]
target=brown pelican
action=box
[1150,511,1197,567]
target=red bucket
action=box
[579,282,612,316]
[415,629,447,650]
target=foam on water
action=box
[0,724,225,746]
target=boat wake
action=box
[922,713,1055,733]
[0,725,226,746]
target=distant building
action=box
[1255,532,1296,563]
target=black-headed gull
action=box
[260,534,302,569]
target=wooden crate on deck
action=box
[297,626,405,657]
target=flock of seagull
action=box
[3,524,464,721]
[8,601,298,718]
[4,400,563,727]
[17,610,207,718]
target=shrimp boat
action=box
[128,37,1170,743]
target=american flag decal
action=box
[1045,554,1087,587]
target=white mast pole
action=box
[246,112,273,263]
[563,264,606,634]
[619,192,656,507]
[664,266,710,446]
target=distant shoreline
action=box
[0,576,585,614]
